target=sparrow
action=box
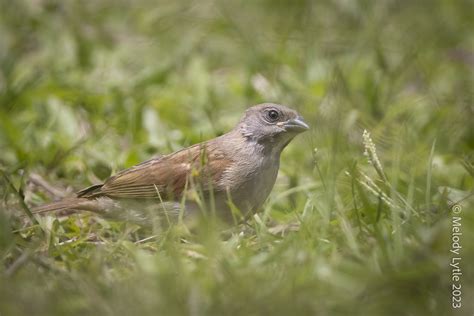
[32,103,309,225]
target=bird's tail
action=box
[32,198,99,215]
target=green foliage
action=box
[0,0,473,315]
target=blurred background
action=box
[0,0,473,315]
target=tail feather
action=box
[32,198,99,215]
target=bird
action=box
[32,103,309,225]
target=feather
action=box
[79,141,234,200]
[32,197,100,214]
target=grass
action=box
[1,0,473,315]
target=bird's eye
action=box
[267,109,280,121]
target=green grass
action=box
[1,0,473,315]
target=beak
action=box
[284,116,310,133]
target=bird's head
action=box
[237,103,309,152]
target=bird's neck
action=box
[223,128,285,159]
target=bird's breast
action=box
[218,153,280,216]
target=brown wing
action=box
[78,142,233,200]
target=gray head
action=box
[237,103,309,151]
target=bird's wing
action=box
[79,142,233,200]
